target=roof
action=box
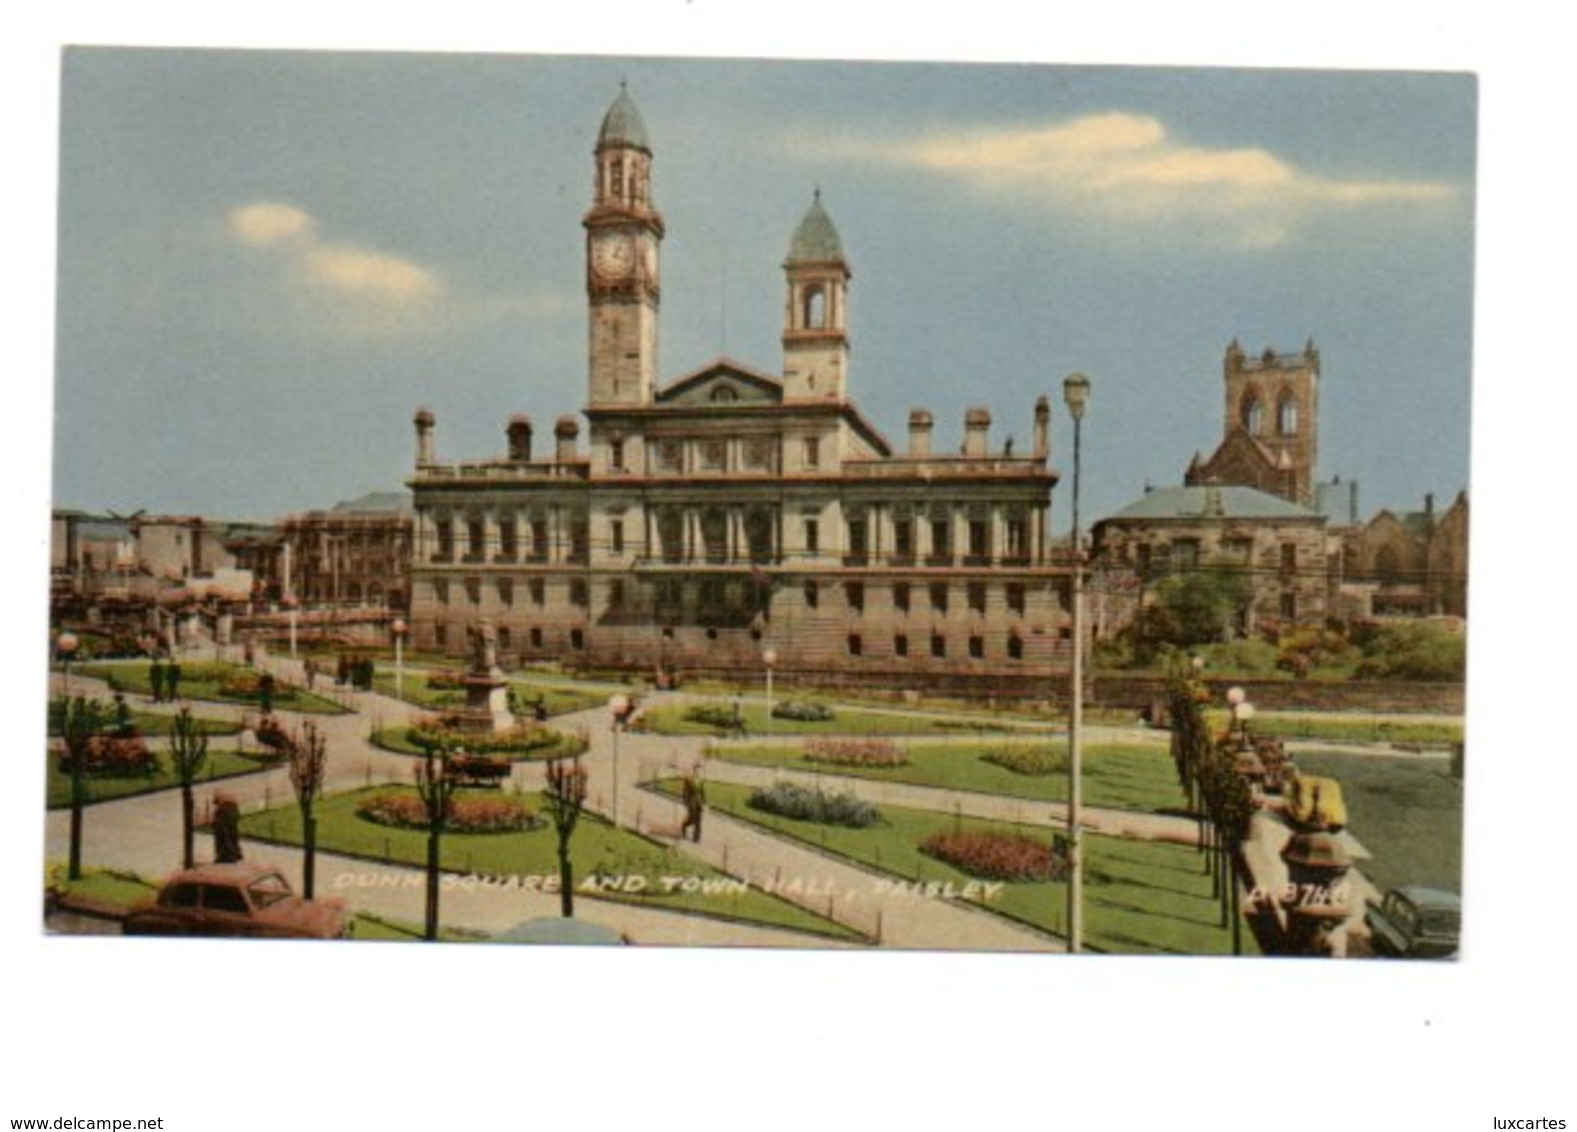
[331,491,412,515]
[1103,484,1322,523]
[597,87,650,152]
[787,191,845,263]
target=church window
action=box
[1242,393,1264,434]
[1277,393,1299,436]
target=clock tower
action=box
[585,86,663,409]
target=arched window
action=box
[1277,392,1299,436]
[802,284,826,330]
[1241,391,1264,434]
[710,385,738,403]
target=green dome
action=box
[597,87,650,152]
[787,191,845,263]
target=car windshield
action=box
[248,873,293,909]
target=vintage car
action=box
[1365,885,1460,959]
[123,863,350,940]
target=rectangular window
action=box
[1281,543,1299,575]
[498,518,518,561]
[497,627,512,652]
[893,582,911,613]
[1173,539,1201,571]
[846,582,865,614]
[608,578,626,611]
[435,624,448,649]
[930,582,949,613]
[1005,517,1028,562]
[893,634,909,658]
[968,582,988,615]
[496,578,514,606]
[1006,582,1026,615]
[432,578,450,604]
[610,518,625,556]
[1281,591,1297,620]
[803,436,821,469]
[892,519,913,562]
[570,629,585,650]
[569,520,589,565]
[804,580,819,609]
[464,577,481,605]
[968,519,990,563]
[804,518,820,555]
[466,519,486,562]
[569,579,588,608]
[529,627,543,649]
[434,519,454,562]
[929,518,951,564]
[847,634,863,657]
[930,633,946,659]
[846,516,868,565]
[529,578,545,606]
[1007,635,1024,661]
[969,635,985,659]
[610,439,625,470]
[530,518,549,563]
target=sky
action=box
[51,49,1476,527]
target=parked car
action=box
[1365,885,1460,958]
[123,863,350,940]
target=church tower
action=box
[585,86,663,409]
[1219,338,1320,506]
[781,191,850,402]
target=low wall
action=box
[1092,674,1464,716]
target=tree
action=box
[169,708,209,869]
[287,721,329,899]
[1141,566,1254,651]
[57,696,113,881]
[1355,620,1466,682]
[543,755,589,919]
[413,740,456,940]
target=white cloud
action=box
[819,112,1458,248]
[224,200,441,313]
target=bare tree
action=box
[169,708,209,869]
[57,696,112,881]
[414,741,456,941]
[544,754,589,918]
[287,721,329,899]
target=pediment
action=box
[657,358,783,407]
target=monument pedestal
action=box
[452,670,512,734]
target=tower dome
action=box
[786,190,845,263]
[597,86,651,153]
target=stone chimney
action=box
[554,415,580,462]
[908,409,934,456]
[963,407,991,457]
[506,415,533,462]
[413,408,435,466]
[1033,395,1050,460]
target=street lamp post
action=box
[1062,371,1091,954]
[284,595,299,660]
[57,631,79,699]
[608,693,630,827]
[392,618,407,703]
[762,647,778,744]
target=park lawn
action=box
[47,707,242,738]
[370,671,605,717]
[1292,750,1463,894]
[77,661,349,715]
[640,701,1013,738]
[672,679,1137,728]
[350,912,488,942]
[665,778,1251,956]
[369,725,588,761]
[46,748,276,809]
[704,738,1187,814]
[46,864,159,908]
[1200,708,1462,747]
[239,785,862,944]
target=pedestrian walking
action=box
[680,773,707,842]
[166,660,182,702]
[148,659,165,703]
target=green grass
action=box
[660,778,1249,956]
[77,661,349,715]
[1292,751,1463,894]
[369,725,588,762]
[349,912,487,942]
[640,701,1017,738]
[47,708,242,738]
[45,864,159,908]
[46,748,276,809]
[370,671,605,717]
[1229,713,1463,747]
[239,785,863,943]
[705,739,1189,814]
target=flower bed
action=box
[405,718,588,759]
[980,744,1063,777]
[57,735,162,778]
[802,737,907,768]
[746,782,881,828]
[920,831,1065,882]
[356,791,541,833]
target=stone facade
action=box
[1339,491,1469,619]
[278,492,412,612]
[406,90,1072,687]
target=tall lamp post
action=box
[284,595,299,661]
[392,618,407,703]
[56,631,79,699]
[608,693,630,827]
[1062,371,1091,953]
[762,647,778,743]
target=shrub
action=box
[746,782,881,828]
[921,831,1066,882]
[1354,621,1466,682]
[980,744,1064,777]
[772,700,834,722]
[802,738,906,768]
[357,791,541,833]
[405,719,587,759]
[682,704,741,730]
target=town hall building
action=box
[404,88,1073,689]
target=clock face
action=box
[591,234,634,279]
